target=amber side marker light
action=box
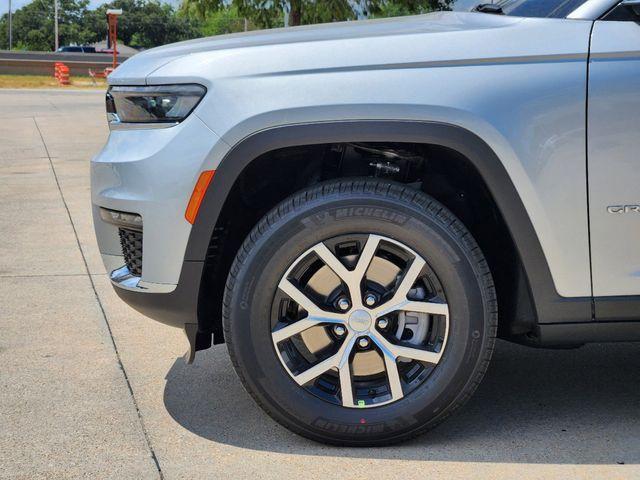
[185,170,215,224]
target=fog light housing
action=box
[99,207,143,231]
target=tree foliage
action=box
[182,0,448,28]
[0,0,94,50]
[197,5,250,36]
[85,0,201,49]
[0,0,452,52]
[0,0,200,51]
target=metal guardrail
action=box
[0,50,133,77]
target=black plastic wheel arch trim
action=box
[186,120,592,325]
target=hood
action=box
[109,12,524,84]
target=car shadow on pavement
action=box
[163,340,640,464]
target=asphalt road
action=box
[0,89,638,480]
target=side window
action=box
[489,0,589,18]
[603,1,640,20]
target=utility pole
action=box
[54,0,59,51]
[8,0,12,50]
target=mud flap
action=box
[183,323,212,364]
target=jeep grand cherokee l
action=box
[92,0,640,445]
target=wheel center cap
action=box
[348,309,372,332]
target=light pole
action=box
[54,0,59,51]
[8,0,12,50]
[106,9,122,69]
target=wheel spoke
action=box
[278,277,344,321]
[292,333,355,386]
[370,252,449,320]
[293,354,339,386]
[278,277,320,314]
[351,235,381,281]
[312,242,361,306]
[402,300,449,316]
[382,351,404,401]
[371,330,442,365]
[312,235,381,309]
[312,243,351,281]
[339,364,354,407]
[390,256,426,306]
[375,299,449,319]
[272,315,344,344]
[338,336,357,407]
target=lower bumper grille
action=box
[119,228,143,277]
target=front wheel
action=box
[223,179,497,446]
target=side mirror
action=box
[621,0,640,17]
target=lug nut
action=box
[337,297,351,311]
[364,293,377,307]
[333,325,346,337]
[377,318,389,330]
[358,337,370,349]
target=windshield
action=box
[450,0,589,18]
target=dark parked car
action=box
[56,46,97,53]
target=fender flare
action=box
[186,120,592,325]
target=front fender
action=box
[186,120,592,326]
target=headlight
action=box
[106,84,206,129]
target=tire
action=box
[223,179,497,446]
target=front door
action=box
[588,8,640,313]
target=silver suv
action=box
[91,0,640,445]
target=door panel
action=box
[589,20,640,298]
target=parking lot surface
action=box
[0,89,639,480]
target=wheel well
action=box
[198,142,537,344]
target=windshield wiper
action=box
[473,3,504,14]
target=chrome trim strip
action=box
[111,265,142,290]
[108,120,179,131]
[110,264,177,293]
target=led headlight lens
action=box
[106,84,206,127]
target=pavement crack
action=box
[33,116,164,480]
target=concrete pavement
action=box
[0,88,638,479]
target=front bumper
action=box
[91,113,225,327]
[112,260,204,328]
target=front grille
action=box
[119,228,143,276]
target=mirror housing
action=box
[621,0,640,16]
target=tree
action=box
[197,5,249,37]
[84,0,201,50]
[181,0,449,29]
[369,1,444,17]
[0,0,452,53]
[0,0,94,51]
[0,0,201,51]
